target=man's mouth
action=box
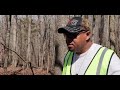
[68,44,74,48]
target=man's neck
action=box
[76,41,93,55]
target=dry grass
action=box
[0,65,54,75]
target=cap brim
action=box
[58,28,69,33]
[58,26,77,34]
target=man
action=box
[58,17,120,75]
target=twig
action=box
[0,42,26,63]
[28,62,34,75]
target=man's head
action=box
[58,17,92,54]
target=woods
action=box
[0,15,120,75]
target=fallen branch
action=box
[0,42,34,75]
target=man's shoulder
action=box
[93,43,114,52]
[89,43,102,52]
[93,43,102,48]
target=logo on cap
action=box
[68,19,78,26]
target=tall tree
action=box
[11,15,17,67]
[26,15,32,68]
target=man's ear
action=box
[86,31,91,41]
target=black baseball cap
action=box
[58,17,86,34]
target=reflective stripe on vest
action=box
[62,47,114,75]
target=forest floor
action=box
[0,65,54,75]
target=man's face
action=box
[64,30,89,53]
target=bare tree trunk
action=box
[109,15,115,50]
[26,15,32,68]
[92,15,101,44]
[1,15,10,68]
[49,15,55,71]
[37,15,41,68]
[20,15,27,70]
[102,15,110,47]
[114,15,120,56]
[37,15,45,69]
[11,15,17,67]
[31,15,39,67]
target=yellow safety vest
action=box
[62,47,114,75]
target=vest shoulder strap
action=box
[62,51,74,75]
[85,47,114,75]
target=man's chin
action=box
[68,47,75,52]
